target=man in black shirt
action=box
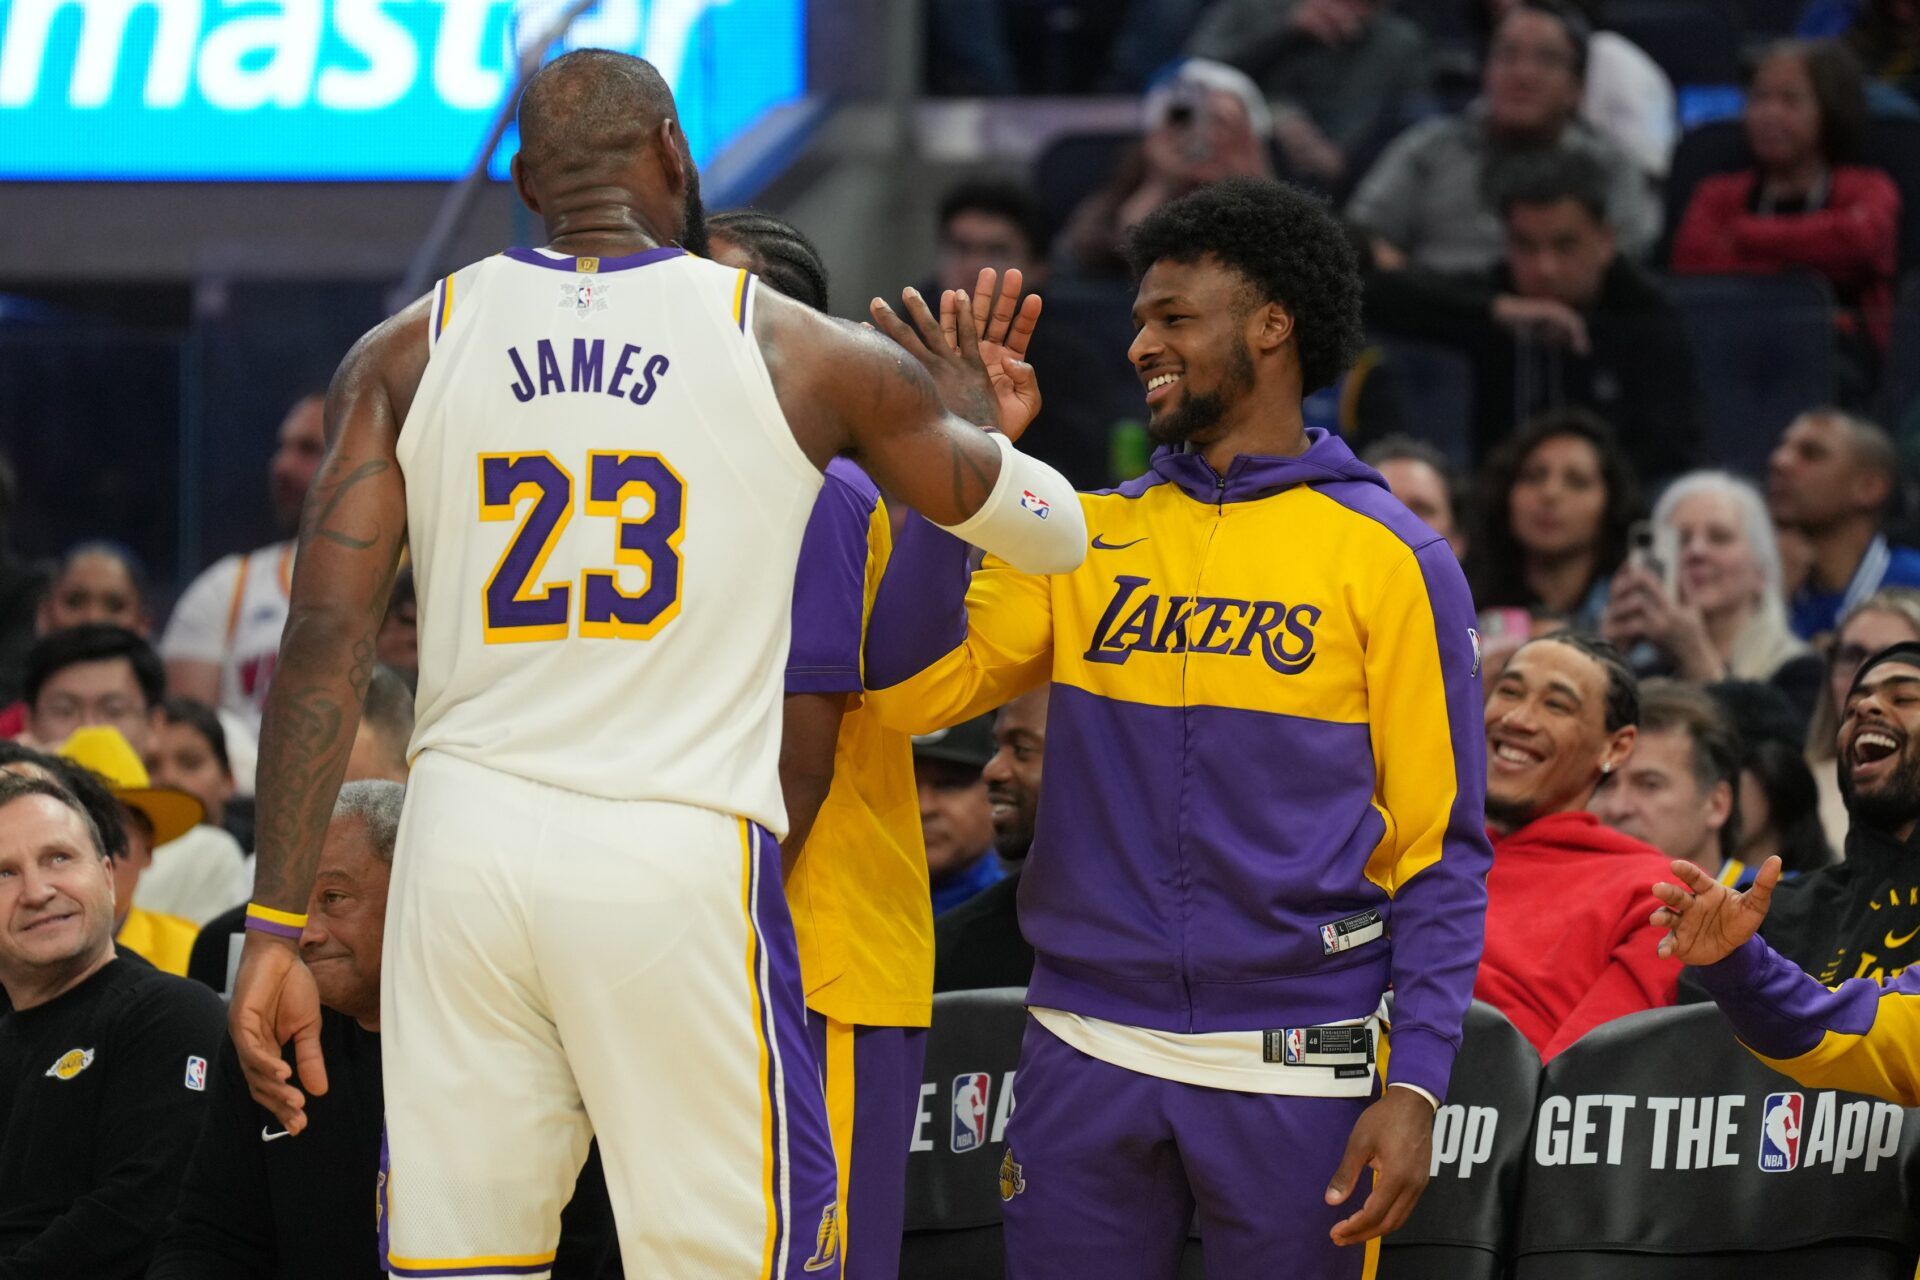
[151,780,619,1279]
[0,771,225,1278]
[934,688,1048,993]
[1363,148,1702,484]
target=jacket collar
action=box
[1149,428,1388,505]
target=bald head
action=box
[511,49,707,255]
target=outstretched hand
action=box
[945,268,1043,441]
[868,268,1044,438]
[1651,855,1783,964]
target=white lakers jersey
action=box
[400,246,821,833]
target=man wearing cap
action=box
[56,727,204,976]
[914,715,1005,915]
[0,769,226,1276]
[1734,642,1920,987]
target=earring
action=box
[1601,761,1613,775]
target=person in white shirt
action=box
[159,393,326,756]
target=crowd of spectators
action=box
[4,1,1920,1272]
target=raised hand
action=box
[947,268,1043,440]
[869,286,1001,430]
[1652,855,1783,964]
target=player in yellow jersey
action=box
[708,210,1040,1278]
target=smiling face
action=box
[1484,639,1635,832]
[1508,433,1607,559]
[982,688,1049,861]
[1128,255,1279,450]
[0,794,115,992]
[297,816,392,1027]
[1668,489,1765,617]
[1837,660,1920,836]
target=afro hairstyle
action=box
[1123,177,1364,397]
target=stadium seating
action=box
[1370,338,1479,470]
[1889,275,1920,431]
[1512,1004,1920,1279]
[1668,272,1837,480]
[1606,1,1744,88]
[1379,1002,1542,1280]
[1861,117,1920,274]
[1032,130,1137,237]
[899,987,1028,1280]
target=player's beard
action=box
[1839,741,1920,835]
[677,164,710,258]
[1147,337,1254,449]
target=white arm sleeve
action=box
[934,433,1088,576]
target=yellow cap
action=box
[55,725,204,848]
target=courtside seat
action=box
[898,987,1028,1280]
[1379,1001,1541,1280]
[1513,1003,1920,1280]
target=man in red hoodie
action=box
[1475,632,1683,1058]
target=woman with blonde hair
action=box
[1602,471,1818,706]
[1805,587,1920,850]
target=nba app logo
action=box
[951,1073,991,1153]
[1759,1092,1803,1172]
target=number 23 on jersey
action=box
[479,450,686,644]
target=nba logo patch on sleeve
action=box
[184,1055,208,1092]
[1758,1092,1802,1171]
[1018,490,1051,519]
[951,1072,991,1153]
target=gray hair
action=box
[1652,470,1788,607]
[331,780,404,865]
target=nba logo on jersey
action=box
[1019,490,1051,519]
[1758,1092,1803,1172]
[559,277,611,319]
[951,1072,991,1153]
[184,1056,207,1092]
[1283,1028,1305,1065]
[1319,923,1341,952]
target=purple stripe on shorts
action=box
[751,822,844,1278]
[386,1262,554,1278]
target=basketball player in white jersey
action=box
[227,49,1085,1280]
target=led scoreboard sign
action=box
[0,0,803,179]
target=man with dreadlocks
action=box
[709,209,1041,1279]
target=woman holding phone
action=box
[1600,470,1818,718]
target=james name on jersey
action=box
[507,337,672,406]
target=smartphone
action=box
[1628,520,1665,586]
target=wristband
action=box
[245,902,308,940]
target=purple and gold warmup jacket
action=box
[1699,935,1920,1104]
[865,430,1491,1100]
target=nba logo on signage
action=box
[1758,1092,1803,1172]
[951,1073,991,1154]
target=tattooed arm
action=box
[753,284,1085,574]
[228,297,423,1134]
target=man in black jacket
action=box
[1363,149,1701,483]
[150,781,619,1279]
[1754,643,1920,987]
[0,770,225,1278]
[934,688,1048,993]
